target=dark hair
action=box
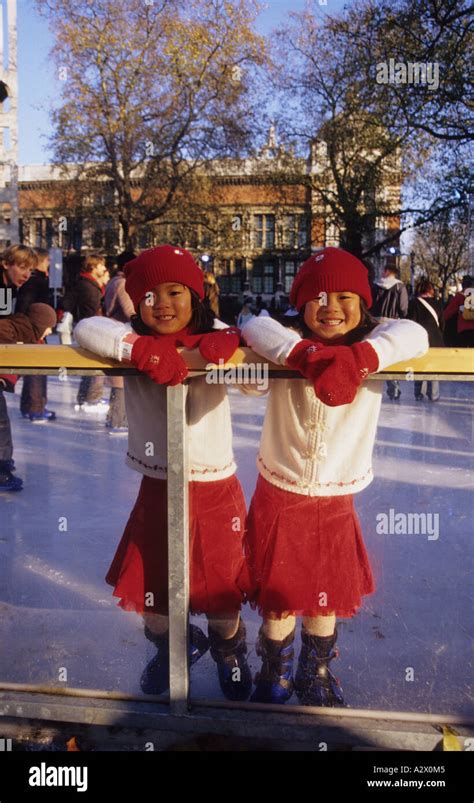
[299,298,379,344]
[416,278,434,296]
[117,251,136,270]
[130,288,215,335]
[462,275,473,290]
[384,265,399,277]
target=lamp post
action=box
[386,247,416,293]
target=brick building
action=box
[14,131,400,306]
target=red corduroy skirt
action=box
[106,474,247,615]
[243,475,375,619]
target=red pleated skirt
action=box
[106,474,247,615]
[243,475,375,619]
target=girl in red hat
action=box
[240,247,429,706]
[75,245,252,701]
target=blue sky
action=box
[17,0,349,164]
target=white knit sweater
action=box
[74,317,236,482]
[241,317,429,496]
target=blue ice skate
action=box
[250,628,295,704]
[208,619,252,701]
[294,628,345,707]
[140,624,209,695]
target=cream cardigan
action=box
[241,317,429,496]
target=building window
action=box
[264,263,275,294]
[284,260,296,293]
[283,215,308,248]
[253,214,275,249]
[45,219,53,248]
[34,218,43,248]
[72,220,83,252]
[221,215,243,249]
[217,275,230,293]
[92,229,103,249]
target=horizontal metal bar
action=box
[0,345,472,377]
[0,683,472,727]
[0,691,471,750]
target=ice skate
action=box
[140,624,209,695]
[250,627,295,704]
[208,619,252,701]
[294,628,345,707]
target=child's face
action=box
[3,262,32,288]
[303,292,362,341]
[139,282,193,335]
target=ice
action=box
[0,371,472,715]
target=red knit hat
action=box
[290,247,372,310]
[124,245,204,309]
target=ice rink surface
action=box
[0,371,472,715]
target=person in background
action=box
[0,245,38,491]
[371,265,409,400]
[443,275,474,348]
[236,297,254,329]
[16,248,57,423]
[103,251,136,435]
[407,279,444,402]
[203,271,220,318]
[63,253,108,411]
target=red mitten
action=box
[130,337,188,386]
[286,339,331,379]
[0,374,18,393]
[312,342,379,406]
[199,327,241,363]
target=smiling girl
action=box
[75,245,252,701]
[240,247,428,706]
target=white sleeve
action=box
[212,318,231,330]
[241,316,301,366]
[74,317,135,362]
[364,319,429,370]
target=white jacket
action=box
[241,317,429,497]
[75,317,236,482]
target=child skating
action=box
[75,245,252,700]
[241,247,428,706]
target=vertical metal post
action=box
[166,382,189,715]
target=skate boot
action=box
[294,628,345,707]
[0,461,23,492]
[140,624,209,695]
[208,619,252,701]
[250,627,295,704]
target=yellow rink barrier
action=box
[0,344,473,378]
